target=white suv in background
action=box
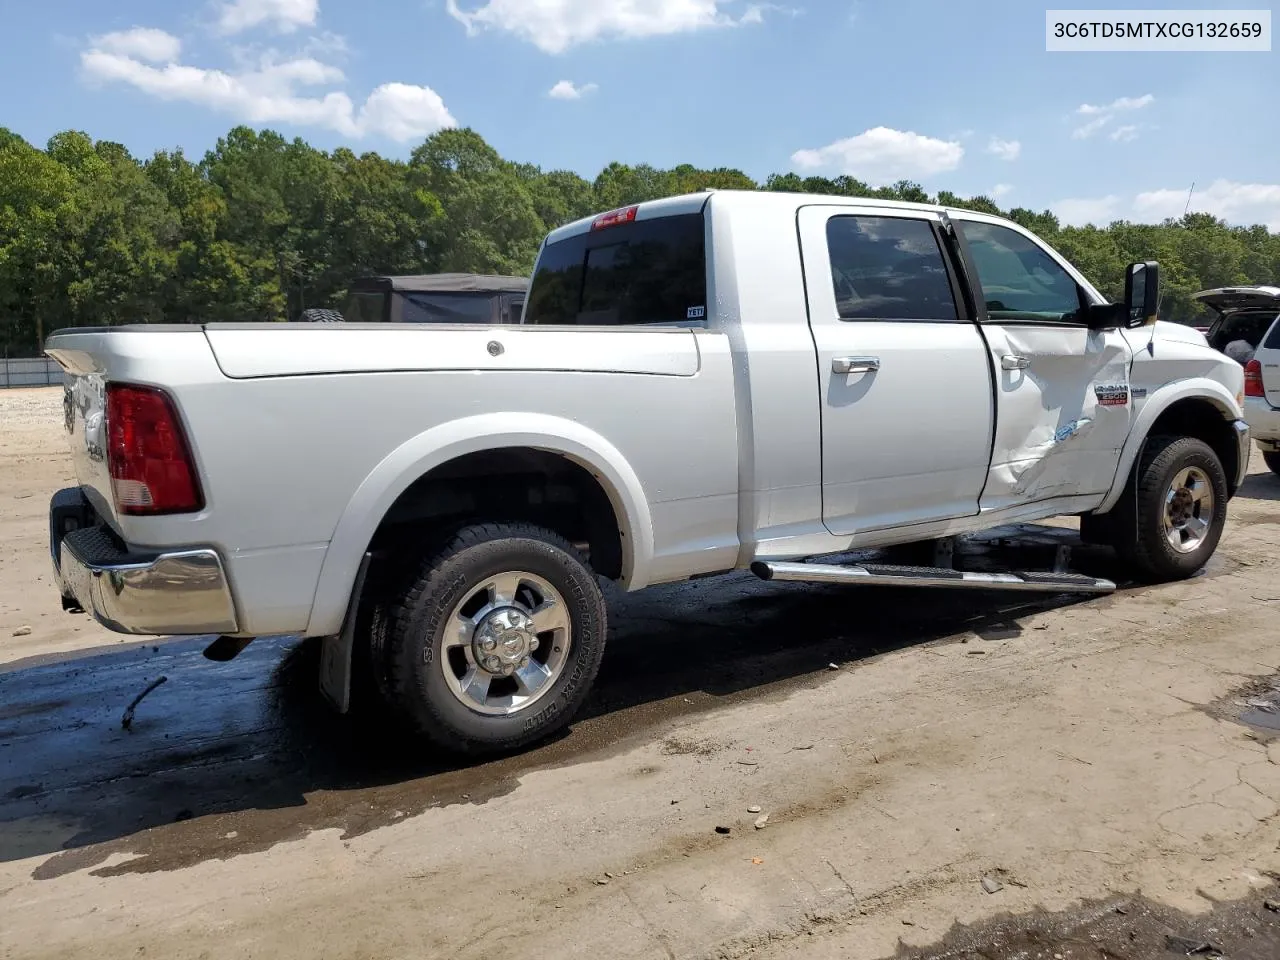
[1246,324,1280,476]
[1194,287,1280,476]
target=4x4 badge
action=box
[1095,384,1129,407]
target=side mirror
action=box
[1124,260,1160,328]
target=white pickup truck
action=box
[44,190,1250,755]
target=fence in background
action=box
[1,356,63,389]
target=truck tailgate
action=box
[43,326,218,533]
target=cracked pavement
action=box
[4,386,1280,959]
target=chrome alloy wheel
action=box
[1163,466,1215,554]
[440,571,571,716]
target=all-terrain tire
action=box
[1113,435,1229,583]
[378,523,607,756]
[1264,451,1280,477]
[300,308,344,323]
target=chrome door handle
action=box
[832,356,881,375]
[1001,354,1031,371]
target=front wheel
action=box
[377,523,607,756]
[1264,450,1280,477]
[1114,435,1229,583]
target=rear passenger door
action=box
[797,207,995,538]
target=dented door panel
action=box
[979,325,1133,510]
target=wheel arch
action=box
[305,413,654,638]
[1095,379,1244,515]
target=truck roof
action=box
[349,273,529,295]
[542,189,981,248]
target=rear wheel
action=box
[377,523,607,756]
[1264,451,1280,477]
[1114,435,1228,583]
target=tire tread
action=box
[382,522,606,755]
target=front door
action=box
[952,217,1134,510]
[797,206,995,538]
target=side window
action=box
[1264,314,1280,350]
[957,221,1085,324]
[825,216,958,322]
[398,293,495,324]
[525,213,707,326]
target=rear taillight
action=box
[1245,359,1265,398]
[591,205,638,231]
[106,384,204,515]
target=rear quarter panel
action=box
[53,324,741,637]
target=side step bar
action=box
[751,561,1115,595]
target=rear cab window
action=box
[525,212,707,326]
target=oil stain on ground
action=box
[889,889,1280,960]
[0,527,1127,880]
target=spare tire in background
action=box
[300,308,345,323]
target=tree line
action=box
[2,124,1277,355]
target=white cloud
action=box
[548,79,598,100]
[80,40,455,141]
[1051,181,1280,230]
[992,183,1014,200]
[90,28,182,63]
[446,0,768,54]
[1071,93,1153,139]
[1135,180,1280,231]
[1109,124,1139,143]
[1052,196,1122,226]
[218,0,319,35]
[791,126,964,182]
[358,83,458,141]
[986,137,1021,161]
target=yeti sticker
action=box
[1094,384,1129,407]
[687,306,706,320]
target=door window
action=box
[825,215,959,322]
[958,221,1085,324]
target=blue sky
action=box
[2,0,1278,227]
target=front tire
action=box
[379,523,607,756]
[1114,436,1229,583]
[1264,450,1280,477]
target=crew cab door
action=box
[952,216,1134,510]
[797,206,994,537]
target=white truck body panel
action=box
[44,190,1249,643]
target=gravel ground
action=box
[6,382,1280,960]
[0,386,64,428]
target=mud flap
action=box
[319,552,372,714]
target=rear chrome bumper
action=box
[1232,418,1252,491]
[50,488,238,636]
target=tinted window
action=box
[826,216,958,321]
[1265,314,1280,349]
[398,293,495,324]
[958,221,1084,323]
[342,292,387,323]
[525,213,707,326]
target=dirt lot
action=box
[5,385,1280,960]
